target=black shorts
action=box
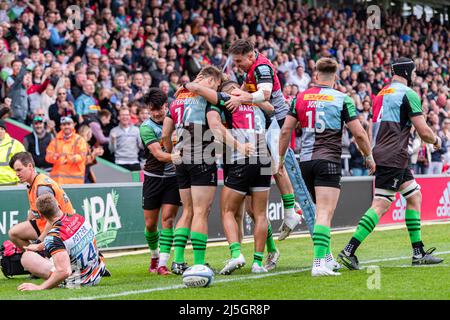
[142,175,181,210]
[224,163,272,195]
[175,163,218,189]
[300,159,342,203]
[374,165,414,191]
[29,220,41,237]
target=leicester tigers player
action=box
[18,194,106,290]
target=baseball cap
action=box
[33,116,44,123]
[60,116,74,124]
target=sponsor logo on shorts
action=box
[392,195,406,221]
[392,178,399,189]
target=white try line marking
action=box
[72,250,450,300]
[103,220,450,259]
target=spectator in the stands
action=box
[429,128,447,174]
[288,65,311,93]
[74,80,99,117]
[23,115,53,172]
[49,88,79,132]
[150,58,169,87]
[109,107,142,171]
[78,124,104,183]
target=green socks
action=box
[266,223,277,253]
[229,242,241,259]
[253,252,264,267]
[173,228,190,263]
[281,194,295,209]
[312,224,330,259]
[191,231,208,265]
[405,209,422,245]
[352,208,380,243]
[145,229,159,256]
[159,228,174,254]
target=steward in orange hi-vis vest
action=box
[28,173,74,234]
[45,128,88,185]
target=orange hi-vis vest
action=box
[28,173,75,232]
[45,130,87,184]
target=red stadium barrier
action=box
[379,176,450,225]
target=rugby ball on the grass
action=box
[182,264,214,288]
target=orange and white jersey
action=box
[44,213,105,287]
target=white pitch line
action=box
[72,250,450,300]
[102,220,450,259]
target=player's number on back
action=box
[306,111,325,133]
[245,113,253,130]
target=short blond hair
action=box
[316,58,338,76]
[36,194,59,219]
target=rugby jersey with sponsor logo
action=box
[168,88,216,163]
[288,85,358,163]
[207,92,271,163]
[44,213,105,287]
[372,81,423,168]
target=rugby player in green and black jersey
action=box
[338,57,444,270]
[140,88,182,275]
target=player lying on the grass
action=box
[338,57,444,270]
[226,39,303,240]
[18,194,107,291]
[182,79,275,274]
[8,152,74,252]
[161,66,231,273]
[279,57,375,277]
[139,88,182,275]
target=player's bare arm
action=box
[278,115,298,173]
[206,111,253,157]
[410,115,442,150]
[346,119,376,174]
[161,116,175,153]
[184,82,219,105]
[18,251,71,291]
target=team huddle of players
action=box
[8,39,444,291]
[139,39,444,278]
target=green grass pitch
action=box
[1,222,449,300]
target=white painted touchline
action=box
[103,220,450,259]
[72,250,450,300]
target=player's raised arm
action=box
[184,82,219,105]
